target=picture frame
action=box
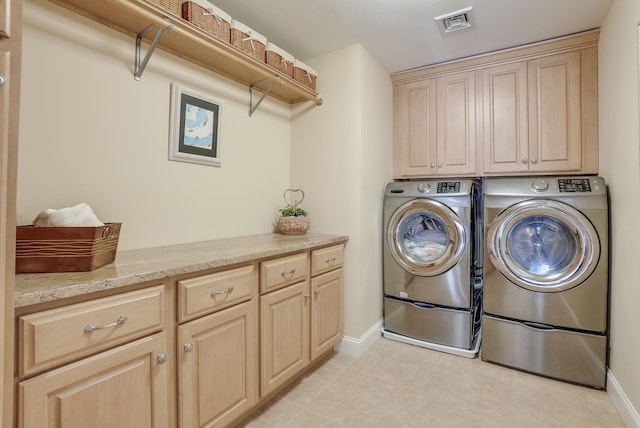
[169,83,223,167]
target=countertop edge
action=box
[15,233,349,308]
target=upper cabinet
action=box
[49,0,321,106]
[392,30,599,179]
[393,70,477,177]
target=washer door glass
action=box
[388,199,467,276]
[488,200,600,292]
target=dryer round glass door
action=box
[387,199,467,276]
[487,199,600,292]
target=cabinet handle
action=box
[530,157,537,164]
[314,289,320,296]
[0,74,5,86]
[304,293,311,299]
[281,268,296,277]
[437,162,442,168]
[211,286,234,297]
[84,315,128,334]
[325,256,336,265]
[429,162,435,168]
[521,157,528,164]
[184,343,194,353]
[157,353,168,364]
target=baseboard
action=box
[334,319,383,357]
[608,370,640,428]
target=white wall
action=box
[18,0,293,250]
[599,0,640,424]
[291,45,393,341]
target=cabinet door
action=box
[178,300,258,428]
[528,51,582,172]
[310,268,343,361]
[436,71,477,175]
[393,79,437,178]
[482,62,529,173]
[18,333,169,428]
[260,280,310,396]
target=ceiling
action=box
[211,0,613,74]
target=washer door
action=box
[387,199,467,276]
[487,199,600,292]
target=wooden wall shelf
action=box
[50,0,322,107]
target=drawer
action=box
[311,244,344,276]
[178,265,255,322]
[260,252,308,294]
[19,285,165,378]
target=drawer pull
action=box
[184,343,194,353]
[211,286,234,297]
[157,353,168,364]
[84,315,128,334]
[325,256,336,265]
[281,268,296,278]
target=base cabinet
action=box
[311,268,344,360]
[18,333,169,428]
[260,280,310,396]
[178,300,258,428]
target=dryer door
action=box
[487,199,600,292]
[387,199,467,276]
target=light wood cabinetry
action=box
[17,286,171,428]
[176,264,258,428]
[15,237,346,427]
[178,299,258,428]
[483,50,593,174]
[19,333,170,428]
[260,244,344,397]
[1,0,20,425]
[393,71,477,177]
[392,30,599,178]
[310,244,344,360]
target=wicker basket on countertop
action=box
[15,223,122,273]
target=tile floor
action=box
[238,336,625,428]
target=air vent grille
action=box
[434,7,473,34]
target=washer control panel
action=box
[558,178,592,192]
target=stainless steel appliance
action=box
[382,180,482,357]
[482,176,609,388]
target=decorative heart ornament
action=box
[283,188,305,210]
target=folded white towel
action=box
[33,203,104,227]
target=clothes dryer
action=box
[382,180,482,356]
[482,176,609,388]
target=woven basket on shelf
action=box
[181,1,231,43]
[293,59,317,90]
[149,0,181,15]
[230,20,267,62]
[265,42,294,77]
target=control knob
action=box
[531,180,549,192]
[417,183,430,193]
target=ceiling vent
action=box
[434,7,473,34]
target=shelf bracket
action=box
[134,19,174,81]
[249,79,281,116]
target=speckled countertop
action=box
[15,233,348,308]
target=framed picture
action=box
[169,83,223,167]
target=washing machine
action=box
[482,176,609,388]
[382,180,482,357]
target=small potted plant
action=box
[277,189,310,235]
